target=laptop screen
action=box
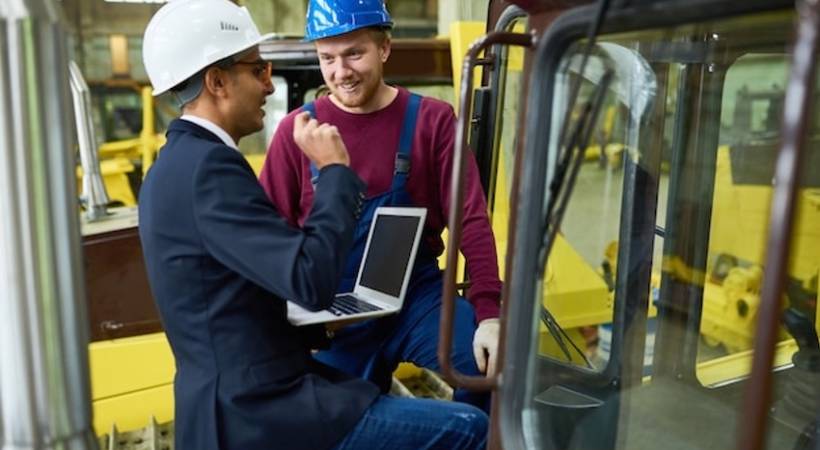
[358,213,422,297]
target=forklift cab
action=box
[452,0,820,449]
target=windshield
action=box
[504,5,820,449]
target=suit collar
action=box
[168,118,236,149]
[180,115,238,149]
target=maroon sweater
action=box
[259,87,501,322]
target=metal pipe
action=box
[439,30,534,392]
[737,1,820,449]
[0,0,98,449]
[69,60,110,221]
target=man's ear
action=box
[203,67,228,97]
[380,37,391,63]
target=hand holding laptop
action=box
[287,206,427,326]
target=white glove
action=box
[472,318,500,376]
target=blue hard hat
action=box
[304,0,393,42]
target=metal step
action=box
[98,416,174,450]
[390,368,454,400]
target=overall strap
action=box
[391,93,422,191]
[303,102,321,187]
[306,94,422,191]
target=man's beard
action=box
[333,76,379,109]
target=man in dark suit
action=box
[138,1,488,449]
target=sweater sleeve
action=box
[432,103,502,322]
[259,112,304,228]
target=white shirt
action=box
[180,114,238,150]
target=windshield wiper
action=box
[536,73,612,370]
[534,0,614,369]
[538,69,615,274]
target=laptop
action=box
[287,206,427,326]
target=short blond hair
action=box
[367,27,391,45]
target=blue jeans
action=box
[332,395,488,450]
[316,271,491,413]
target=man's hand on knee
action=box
[472,318,500,376]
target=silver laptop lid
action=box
[353,207,427,307]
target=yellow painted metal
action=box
[393,362,423,380]
[78,86,166,208]
[89,332,175,435]
[698,146,820,352]
[816,268,820,339]
[538,326,589,364]
[543,234,612,329]
[76,157,136,207]
[244,153,267,177]
[696,339,798,387]
[699,267,791,353]
[98,137,143,159]
[709,145,820,282]
[97,87,166,171]
[139,86,164,176]
[507,22,527,72]
[437,21,489,279]
[93,384,174,437]
[583,143,626,166]
[448,21,486,115]
[491,143,511,275]
[663,255,709,287]
[89,332,174,399]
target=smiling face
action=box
[315,28,392,113]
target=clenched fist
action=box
[292,111,350,169]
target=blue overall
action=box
[303,96,488,411]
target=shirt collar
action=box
[180,115,238,150]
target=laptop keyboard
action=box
[328,294,383,316]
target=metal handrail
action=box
[737,1,820,449]
[438,30,535,391]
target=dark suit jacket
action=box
[139,119,379,450]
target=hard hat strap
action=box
[172,71,205,108]
[171,46,259,108]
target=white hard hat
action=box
[142,0,274,96]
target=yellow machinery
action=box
[97,86,165,176]
[89,333,175,434]
[77,157,137,206]
[700,145,820,353]
[77,85,166,207]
